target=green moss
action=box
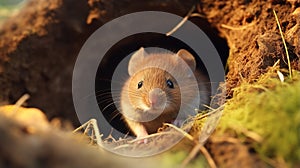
[217,69,300,165]
[0,1,23,24]
[0,0,24,6]
[159,150,208,168]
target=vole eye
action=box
[166,79,174,89]
[137,81,143,89]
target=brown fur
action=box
[120,48,210,137]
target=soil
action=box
[0,0,198,126]
[198,0,300,96]
[0,0,299,167]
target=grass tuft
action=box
[216,67,300,166]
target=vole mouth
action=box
[147,88,167,111]
[133,106,166,122]
[148,106,166,113]
[138,104,166,113]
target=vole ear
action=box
[176,49,196,71]
[128,47,147,76]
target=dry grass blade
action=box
[73,119,103,147]
[273,9,293,79]
[277,70,285,82]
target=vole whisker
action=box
[97,78,127,84]
[100,102,118,112]
[109,110,122,122]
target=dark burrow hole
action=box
[95,17,229,137]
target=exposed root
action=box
[220,22,256,31]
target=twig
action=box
[260,155,287,168]
[166,5,195,36]
[240,128,263,143]
[181,143,217,168]
[210,136,240,144]
[249,84,269,92]
[201,105,215,111]
[113,144,131,150]
[272,59,280,67]
[128,131,180,143]
[15,94,30,106]
[199,145,217,168]
[11,93,30,115]
[195,105,224,120]
[277,70,285,82]
[222,126,263,143]
[273,9,293,78]
[163,123,194,141]
[103,128,117,142]
[73,119,103,147]
[190,13,206,18]
[221,22,255,30]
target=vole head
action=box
[128,47,196,77]
[126,47,197,118]
[127,67,180,115]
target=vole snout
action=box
[148,88,167,110]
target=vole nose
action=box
[149,96,157,105]
[148,88,166,109]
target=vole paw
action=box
[136,138,148,144]
[135,131,149,144]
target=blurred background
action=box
[0,0,25,24]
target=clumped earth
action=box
[0,0,299,167]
